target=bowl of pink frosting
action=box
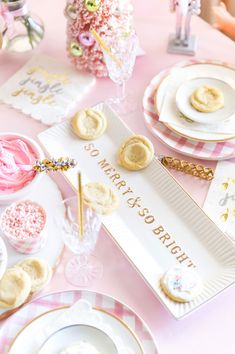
[0,133,45,205]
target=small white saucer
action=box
[176,77,235,124]
[39,325,118,354]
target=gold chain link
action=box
[161,156,214,181]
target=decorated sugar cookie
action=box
[160,265,203,303]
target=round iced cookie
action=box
[61,342,100,354]
[190,85,224,113]
[0,267,32,309]
[16,257,52,293]
[118,135,154,171]
[71,109,107,140]
[160,265,203,303]
[83,182,119,215]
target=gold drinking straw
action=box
[77,172,84,239]
[90,28,122,68]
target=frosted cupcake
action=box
[0,200,47,254]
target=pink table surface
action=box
[1,1,235,353]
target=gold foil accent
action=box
[221,208,229,222]
[221,179,230,190]
[161,156,214,181]
[27,67,70,85]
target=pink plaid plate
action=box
[143,59,235,161]
[0,290,158,354]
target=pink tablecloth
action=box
[1,1,235,353]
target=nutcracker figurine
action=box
[168,0,201,55]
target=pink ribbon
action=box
[0,3,14,37]
[0,3,28,38]
[11,3,28,17]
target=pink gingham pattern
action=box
[0,290,158,354]
[143,59,235,161]
[4,229,47,254]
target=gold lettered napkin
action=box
[0,54,95,125]
[203,160,235,242]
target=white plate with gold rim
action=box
[38,325,118,354]
[156,63,235,142]
[2,290,158,354]
[0,175,64,320]
[176,77,235,124]
[39,103,235,319]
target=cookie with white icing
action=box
[72,109,107,140]
[118,135,154,171]
[160,265,202,303]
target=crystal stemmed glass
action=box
[102,31,138,114]
[58,197,102,287]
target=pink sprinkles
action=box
[1,201,46,240]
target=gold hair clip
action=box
[160,156,214,181]
[33,157,77,172]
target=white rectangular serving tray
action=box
[38,103,235,319]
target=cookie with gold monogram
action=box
[83,182,119,215]
[118,135,154,171]
[71,109,107,140]
[190,85,224,113]
[160,265,203,303]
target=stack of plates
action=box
[143,59,235,161]
[0,290,158,354]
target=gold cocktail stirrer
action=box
[90,28,122,68]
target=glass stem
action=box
[117,80,126,102]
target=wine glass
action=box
[58,197,102,287]
[102,30,138,114]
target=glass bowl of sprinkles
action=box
[0,200,47,254]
